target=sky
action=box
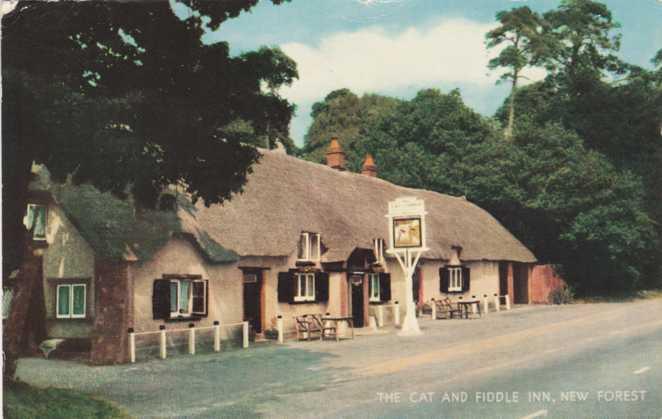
[181,0,662,147]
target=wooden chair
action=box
[294,315,322,341]
[311,314,337,340]
[434,298,463,319]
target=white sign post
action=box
[386,197,428,336]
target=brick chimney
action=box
[325,137,346,170]
[361,153,378,177]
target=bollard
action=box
[482,295,489,316]
[159,325,167,360]
[376,305,384,327]
[471,296,478,315]
[213,321,221,352]
[394,301,401,326]
[493,293,500,312]
[243,321,249,349]
[188,323,196,355]
[431,299,436,319]
[277,315,284,344]
[128,328,136,364]
[504,295,511,310]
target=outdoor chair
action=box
[435,298,463,319]
[294,315,322,341]
[311,314,337,340]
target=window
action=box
[56,284,86,319]
[3,288,14,320]
[297,232,320,261]
[369,273,380,302]
[24,204,47,240]
[448,267,463,292]
[294,273,315,302]
[373,238,385,264]
[169,279,207,318]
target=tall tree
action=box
[2,0,297,275]
[486,6,543,139]
[302,88,401,170]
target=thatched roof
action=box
[32,150,535,264]
[195,150,536,263]
[30,169,238,264]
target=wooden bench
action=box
[294,315,322,341]
[311,314,338,340]
[434,298,463,319]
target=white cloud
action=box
[279,18,545,104]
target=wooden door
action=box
[350,275,365,328]
[243,271,262,333]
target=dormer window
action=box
[373,238,385,264]
[297,232,320,261]
[24,203,47,241]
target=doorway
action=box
[243,270,262,333]
[412,268,421,304]
[499,262,509,297]
[350,274,365,328]
[513,264,529,304]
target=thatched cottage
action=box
[22,139,536,364]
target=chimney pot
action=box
[361,153,378,177]
[325,137,346,170]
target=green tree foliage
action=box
[302,89,402,170]
[359,89,656,294]
[486,6,543,139]
[2,0,297,274]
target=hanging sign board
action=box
[386,197,427,252]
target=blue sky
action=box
[183,0,662,146]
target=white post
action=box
[242,321,249,349]
[471,295,478,315]
[277,315,284,344]
[128,328,136,364]
[494,293,500,312]
[482,295,489,316]
[188,323,196,355]
[159,325,167,360]
[376,305,384,328]
[394,301,401,327]
[504,295,511,310]
[213,321,221,352]
[431,299,437,319]
[396,249,422,336]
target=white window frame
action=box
[55,283,86,319]
[297,232,321,262]
[448,267,463,292]
[25,203,47,241]
[170,279,192,318]
[369,273,381,302]
[373,238,385,264]
[294,273,316,302]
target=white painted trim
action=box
[296,232,322,262]
[55,283,86,319]
[368,273,380,302]
[70,284,86,318]
[448,267,462,292]
[294,272,315,302]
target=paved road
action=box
[16,299,662,418]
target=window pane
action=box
[298,233,307,259]
[299,275,306,297]
[170,282,178,313]
[23,205,35,230]
[310,234,320,260]
[307,275,315,298]
[57,286,70,316]
[180,281,191,312]
[2,289,13,319]
[192,281,205,313]
[33,206,46,238]
[72,285,85,315]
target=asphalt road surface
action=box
[16,298,662,418]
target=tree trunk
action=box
[505,71,519,141]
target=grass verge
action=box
[3,380,130,419]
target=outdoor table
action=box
[321,316,355,341]
[456,300,482,319]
